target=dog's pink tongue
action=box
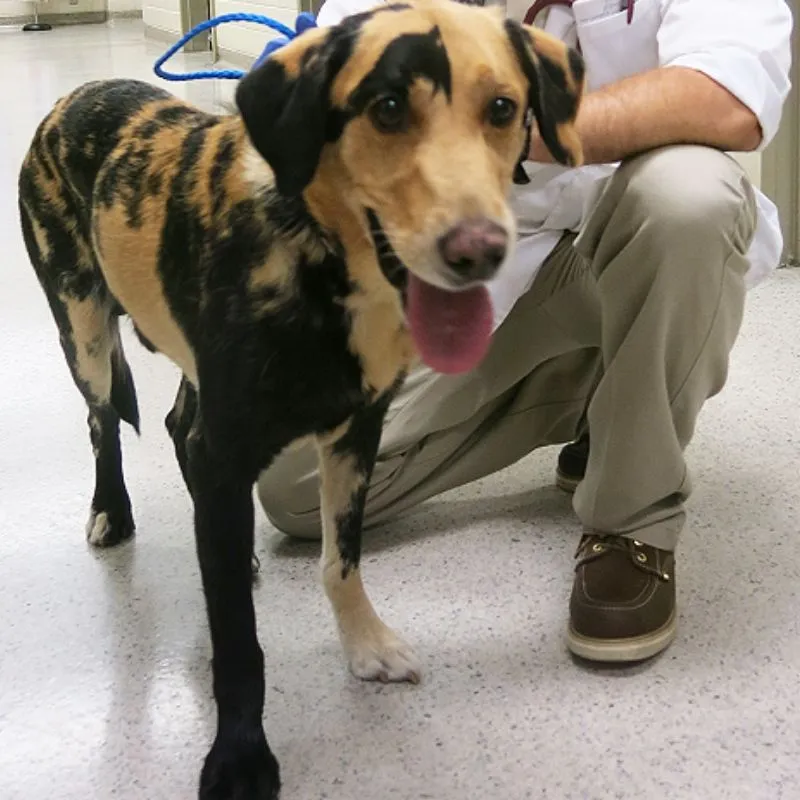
[407,275,493,374]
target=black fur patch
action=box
[331,385,398,577]
[155,126,210,342]
[19,170,95,300]
[347,27,453,113]
[235,28,356,197]
[65,80,171,200]
[133,324,158,353]
[504,20,582,167]
[513,108,534,184]
[364,208,408,297]
[87,405,136,545]
[210,133,237,217]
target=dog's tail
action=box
[111,341,141,434]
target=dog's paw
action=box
[199,731,280,800]
[85,507,135,548]
[344,624,422,684]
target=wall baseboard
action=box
[217,47,252,69]
[143,22,178,43]
[110,10,143,19]
[0,11,108,26]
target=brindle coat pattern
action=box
[18,1,584,797]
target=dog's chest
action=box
[346,296,415,396]
[241,281,400,443]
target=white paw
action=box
[344,626,422,684]
[85,508,135,547]
[86,510,111,545]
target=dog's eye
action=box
[487,97,518,128]
[369,94,409,134]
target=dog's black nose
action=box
[437,218,508,281]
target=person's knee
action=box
[616,145,757,248]
[259,501,323,540]
[256,455,323,540]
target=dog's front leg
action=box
[317,403,421,684]
[187,426,280,800]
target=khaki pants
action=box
[257,145,757,551]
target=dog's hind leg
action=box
[317,402,422,684]
[83,313,139,548]
[19,201,139,548]
[63,296,138,548]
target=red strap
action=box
[523,0,635,27]
[523,0,572,26]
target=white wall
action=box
[143,0,180,35]
[143,0,298,53]
[214,0,299,60]
[108,0,142,13]
[0,1,32,17]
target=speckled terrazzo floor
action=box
[2,18,800,800]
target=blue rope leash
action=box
[154,12,317,82]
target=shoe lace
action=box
[575,534,671,581]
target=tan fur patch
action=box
[63,295,114,402]
[190,117,240,228]
[304,178,414,393]
[248,243,295,307]
[527,25,584,96]
[316,442,370,612]
[316,435,421,683]
[92,113,199,384]
[241,141,275,191]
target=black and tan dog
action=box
[18,0,584,796]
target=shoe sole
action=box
[555,469,581,494]
[567,611,677,663]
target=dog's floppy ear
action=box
[504,20,585,170]
[235,27,352,197]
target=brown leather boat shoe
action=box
[568,533,677,663]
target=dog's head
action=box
[236,0,585,373]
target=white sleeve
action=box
[317,0,385,27]
[658,0,793,150]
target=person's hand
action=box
[526,68,762,168]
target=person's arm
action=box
[531,0,793,165]
[529,67,763,165]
